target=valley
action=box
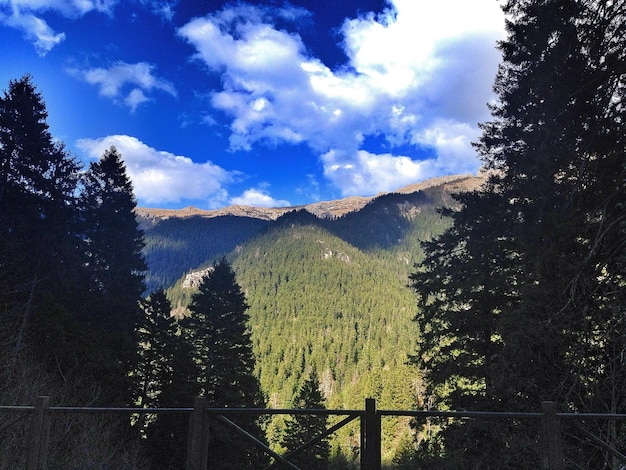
[138,173,486,462]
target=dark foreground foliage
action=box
[410,0,626,468]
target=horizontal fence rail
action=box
[2,397,626,470]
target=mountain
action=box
[139,173,487,464]
[139,213,271,292]
[138,173,486,292]
[136,173,485,223]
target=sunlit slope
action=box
[156,175,484,461]
[230,213,421,459]
[232,215,417,404]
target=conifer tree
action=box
[80,146,147,403]
[144,330,199,470]
[0,76,146,467]
[81,146,146,334]
[280,371,330,469]
[0,75,84,370]
[134,288,199,469]
[133,289,179,409]
[183,258,267,468]
[410,0,626,467]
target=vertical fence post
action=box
[27,395,51,470]
[541,401,563,470]
[186,396,210,470]
[361,398,381,470]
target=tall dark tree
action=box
[183,258,267,469]
[81,146,146,334]
[133,288,199,470]
[280,370,330,469]
[144,331,199,470]
[410,0,625,467]
[410,189,524,467]
[133,289,179,410]
[0,75,84,371]
[81,146,146,403]
[0,76,146,468]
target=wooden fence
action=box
[2,397,625,470]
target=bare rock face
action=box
[181,267,213,288]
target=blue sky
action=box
[1,0,505,209]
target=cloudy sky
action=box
[0,0,506,209]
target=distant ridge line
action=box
[135,172,487,221]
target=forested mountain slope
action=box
[139,173,484,292]
[229,215,421,460]
[139,215,270,292]
[152,174,485,463]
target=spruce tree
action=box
[134,288,199,469]
[133,289,179,410]
[80,146,147,403]
[410,0,626,467]
[81,146,146,334]
[0,75,84,372]
[183,258,267,468]
[144,330,199,470]
[0,75,146,467]
[280,371,330,469]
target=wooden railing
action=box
[2,397,626,470]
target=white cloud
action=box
[76,135,236,208]
[0,0,117,54]
[411,119,481,174]
[124,88,150,112]
[343,0,503,84]
[230,188,290,208]
[179,0,505,197]
[138,0,176,21]
[322,120,483,196]
[70,62,176,112]
[322,148,430,196]
[4,12,65,55]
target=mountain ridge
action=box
[139,171,487,294]
[136,172,487,222]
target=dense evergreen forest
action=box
[156,185,460,463]
[1,0,624,468]
[140,214,270,292]
[138,181,464,294]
